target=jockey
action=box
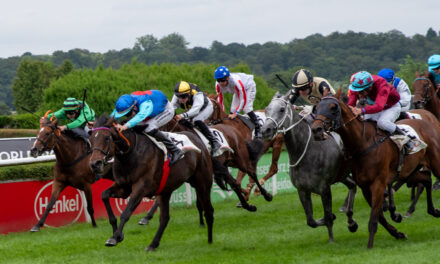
[377,68,411,112]
[110,90,184,165]
[171,81,221,154]
[428,54,440,89]
[46,97,95,145]
[214,66,262,138]
[289,69,335,106]
[348,71,411,140]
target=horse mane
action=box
[95,114,114,127]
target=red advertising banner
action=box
[0,179,154,234]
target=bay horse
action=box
[89,115,215,251]
[29,112,112,232]
[261,92,358,243]
[206,95,273,205]
[311,89,440,248]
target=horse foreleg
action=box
[102,185,128,233]
[421,174,440,217]
[235,170,250,200]
[254,143,280,196]
[30,181,65,232]
[248,171,273,202]
[146,193,172,251]
[320,188,335,243]
[405,183,424,217]
[341,177,358,232]
[297,190,318,228]
[83,183,97,227]
[194,185,214,244]
[139,198,159,225]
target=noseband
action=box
[36,124,60,151]
[91,127,113,159]
[413,77,435,106]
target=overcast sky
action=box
[1,0,438,58]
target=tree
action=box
[12,59,55,113]
[426,27,437,39]
[134,34,159,53]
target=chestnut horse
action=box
[29,113,112,232]
[89,115,215,251]
[312,89,440,248]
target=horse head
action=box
[89,115,121,174]
[311,89,345,141]
[261,92,293,140]
[413,71,436,109]
[207,94,228,123]
[30,111,61,157]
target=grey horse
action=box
[261,92,358,242]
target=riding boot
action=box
[393,127,415,154]
[71,127,91,149]
[247,111,262,139]
[148,129,184,165]
[194,120,221,155]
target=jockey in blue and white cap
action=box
[377,68,411,112]
[214,66,262,138]
[111,90,184,164]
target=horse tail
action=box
[211,157,230,191]
[246,138,265,163]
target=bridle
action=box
[314,96,361,132]
[413,77,436,107]
[264,97,310,168]
[91,124,132,159]
[36,123,61,151]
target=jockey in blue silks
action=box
[110,90,184,164]
[377,68,412,112]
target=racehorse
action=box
[261,92,358,243]
[413,71,440,119]
[29,112,112,232]
[206,95,273,205]
[89,115,215,251]
[311,89,440,248]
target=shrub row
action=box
[0,114,40,129]
[0,162,54,182]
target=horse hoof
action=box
[264,193,273,202]
[138,218,150,225]
[30,225,40,232]
[236,202,243,208]
[105,238,118,247]
[428,209,440,217]
[397,232,408,240]
[117,233,125,243]
[404,212,412,218]
[247,205,257,212]
[145,246,155,252]
[253,189,261,197]
[348,221,358,233]
[339,206,348,213]
[392,214,403,223]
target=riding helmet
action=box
[291,69,313,89]
[114,94,136,119]
[349,71,373,92]
[174,81,192,96]
[377,68,395,83]
[63,97,81,111]
[428,54,440,71]
[214,66,230,80]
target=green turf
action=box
[2,184,440,264]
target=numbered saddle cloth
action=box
[146,132,201,161]
[194,128,234,157]
[390,124,427,155]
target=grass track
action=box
[2,184,440,264]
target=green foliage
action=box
[0,162,53,181]
[396,55,428,92]
[42,62,276,115]
[0,129,38,138]
[0,113,40,128]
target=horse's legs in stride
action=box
[341,177,358,232]
[83,183,97,227]
[146,193,172,251]
[30,181,65,232]
[196,197,205,227]
[319,187,335,242]
[194,185,214,244]
[235,170,251,201]
[105,184,145,247]
[102,184,129,233]
[386,183,402,223]
[248,171,273,202]
[139,199,159,225]
[297,190,318,228]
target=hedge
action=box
[0,162,54,182]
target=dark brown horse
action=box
[413,71,440,118]
[89,115,215,251]
[29,112,112,232]
[206,95,273,206]
[311,89,440,248]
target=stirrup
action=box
[170,150,184,165]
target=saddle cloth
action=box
[194,128,234,157]
[406,112,422,120]
[146,132,201,161]
[390,124,427,155]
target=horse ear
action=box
[415,70,419,78]
[274,91,282,98]
[335,87,342,99]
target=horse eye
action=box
[280,107,285,113]
[330,105,338,112]
[45,132,50,136]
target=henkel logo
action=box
[34,181,84,227]
[114,197,154,215]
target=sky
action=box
[1,0,439,58]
